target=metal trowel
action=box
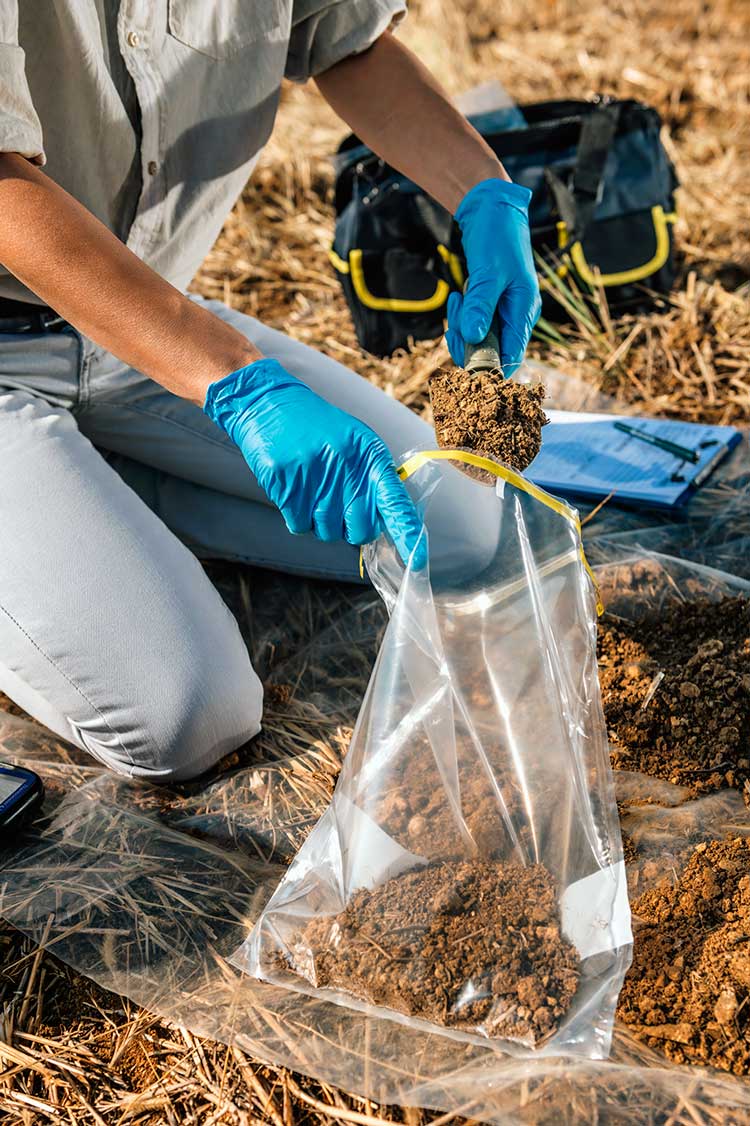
[428,309,546,473]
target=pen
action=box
[613,421,700,464]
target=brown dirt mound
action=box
[289,859,579,1045]
[618,837,750,1075]
[598,597,750,798]
[429,369,547,472]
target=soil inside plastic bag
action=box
[617,837,750,1075]
[377,734,526,862]
[429,370,547,472]
[598,595,750,798]
[291,858,579,1044]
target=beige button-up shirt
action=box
[0,0,405,304]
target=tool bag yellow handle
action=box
[329,245,463,313]
[556,204,677,287]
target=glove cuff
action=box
[455,178,533,226]
[204,358,300,441]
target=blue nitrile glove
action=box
[204,359,426,569]
[447,178,541,378]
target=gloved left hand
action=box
[446,178,541,377]
[204,358,426,569]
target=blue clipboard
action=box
[528,411,743,509]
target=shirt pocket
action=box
[167,0,287,59]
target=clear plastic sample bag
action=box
[234,450,632,1056]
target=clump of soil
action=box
[598,597,750,798]
[375,731,526,862]
[287,859,578,1044]
[618,837,750,1074]
[429,369,547,472]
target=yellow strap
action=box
[329,248,450,313]
[554,221,570,278]
[399,449,576,523]
[436,243,465,287]
[329,248,350,274]
[398,450,603,615]
[579,545,604,617]
[556,205,677,288]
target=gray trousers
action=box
[0,297,489,781]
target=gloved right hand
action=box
[204,358,426,569]
[446,178,541,378]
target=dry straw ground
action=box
[1,0,749,1122]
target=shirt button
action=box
[147,160,158,176]
[126,30,140,47]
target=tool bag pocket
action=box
[331,171,464,356]
[331,97,679,356]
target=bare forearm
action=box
[315,32,509,214]
[0,154,260,403]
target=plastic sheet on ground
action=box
[1,373,750,1122]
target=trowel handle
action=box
[463,308,502,375]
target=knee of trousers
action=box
[68,646,264,784]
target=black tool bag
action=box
[331,97,679,356]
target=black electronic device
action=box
[0,761,44,832]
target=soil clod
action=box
[429,368,547,472]
[618,837,750,1074]
[285,859,579,1044]
[598,596,750,797]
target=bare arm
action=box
[315,31,509,214]
[0,153,261,403]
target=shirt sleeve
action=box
[285,0,407,83]
[0,3,45,164]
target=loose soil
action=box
[601,597,750,1074]
[617,837,750,1075]
[375,730,527,863]
[429,369,547,472]
[290,858,579,1044]
[598,596,750,798]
